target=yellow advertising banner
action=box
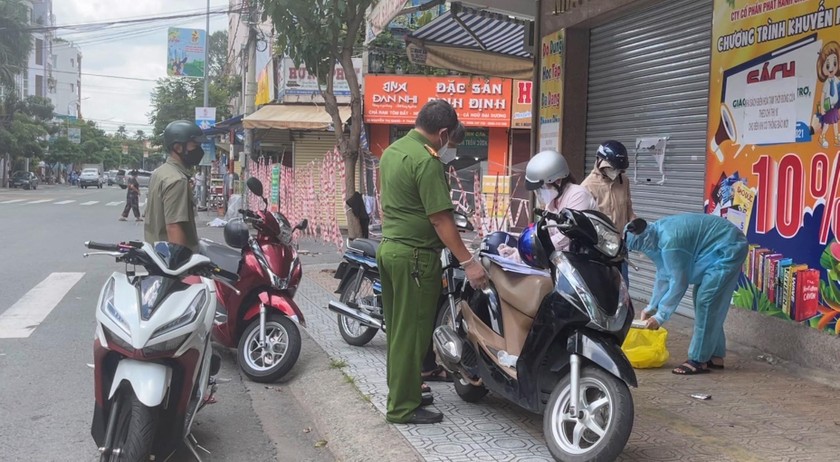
[706,0,840,332]
[538,30,563,152]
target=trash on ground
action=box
[303,427,312,433]
[690,393,712,400]
[314,440,328,448]
[756,354,778,365]
[207,218,228,227]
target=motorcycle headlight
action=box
[142,333,190,356]
[150,291,206,339]
[551,252,625,332]
[591,218,621,258]
[99,278,130,334]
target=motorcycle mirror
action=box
[296,219,309,231]
[246,177,264,197]
[626,218,648,235]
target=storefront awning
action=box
[203,114,243,136]
[405,2,534,80]
[243,104,351,130]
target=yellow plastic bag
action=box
[621,327,670,369]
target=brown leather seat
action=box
[484,259,553,318]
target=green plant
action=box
[329,358,347,369]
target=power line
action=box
[3,7,245,33]
[15,66,159,82]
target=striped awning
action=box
[405,3,534,79]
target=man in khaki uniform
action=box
[378,100,487,425]
[144,120,207,251]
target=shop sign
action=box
[512,80,533,128]
[255,58,275,106]
[539,30,563,151]
[276,57,362,104]
[706,0,840,334]
[364,75,513,128]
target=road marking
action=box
[54,200,75,205]
[1,199,25,204]
[80,201,99,206]
[106,201,123,206]
[26,199,53,204]
[0,272,85,339]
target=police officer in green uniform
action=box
[378,100,488,425]
[144,120,206,251]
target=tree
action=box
[0,95,53,168]
[0,0,32,92]
[261,0,371,237]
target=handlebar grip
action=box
[86,241,120,251]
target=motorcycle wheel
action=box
[238,313,301,383]
[453,376,488,403]
[336,274,379,346]
[103,388,157,462]
[543,365,634,462]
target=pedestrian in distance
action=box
[119,170,142,222]
[581,140,636,283]
[378,101,488,425]
[144,120,207,252]
[626,213,749,375]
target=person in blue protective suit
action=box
[626,213,748,375]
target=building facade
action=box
[51,39,82,119]
[535,0,840,371]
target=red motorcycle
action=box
[199,177,308,383]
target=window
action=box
[35,39,43,65]
[35,75,43,97]
[70,58,74,68]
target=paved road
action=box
[0,184,347,461]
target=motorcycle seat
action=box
[483,258,553,318]
[348,238,380,258]
[198,239,242,276]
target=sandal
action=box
[421,383,431,393]
[706,357,725,370]
[672,360,711,375]
[421,366,453,383]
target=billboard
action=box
[167,28,206,77]
[276,57,363,104]
[706,0,840,333]
[195,107,216,167]
[538,30,563,151]
[512,80,533,129]
[364,75,513,127]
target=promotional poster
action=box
[706,0,840,333]
[167,28,206,78]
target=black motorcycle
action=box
[433,208,646,461]
[328,211,473,346]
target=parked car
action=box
[9,171,39,190]
[79,168,104,189]
[117,169,152,189]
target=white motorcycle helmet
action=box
[525,150,570,190]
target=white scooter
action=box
[85,240,239,462]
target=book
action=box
[793,269,820,322]
[752,249,770,286]
[732,183,757,234]
[757,250,775,290]
[745,244,759,275]
[764,255,783,300]
[783,264,808,316]
[775,259,793,308]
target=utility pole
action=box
[242,0,257,199]
[201,0,211,209]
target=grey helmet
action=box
[525,150,570,190]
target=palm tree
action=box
[0,0,33,92]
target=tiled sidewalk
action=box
[297,266,840,462]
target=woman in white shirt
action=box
[500,150,598,260]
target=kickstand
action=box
[184,433,211,462]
